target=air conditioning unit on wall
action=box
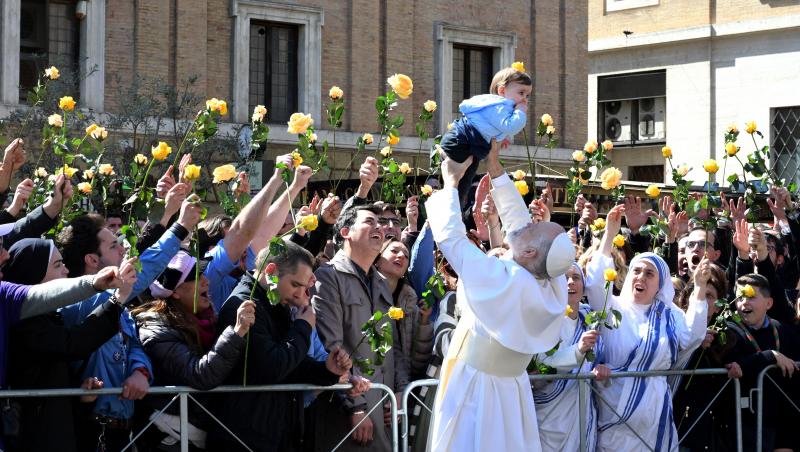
[599,96,666,146]
[637,97,666,142]
[602,100,632,143]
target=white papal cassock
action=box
[426,175,568,452]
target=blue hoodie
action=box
[60,226,185,420]
[459,94,527,144]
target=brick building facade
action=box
[1,0,588,193]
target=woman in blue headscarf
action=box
[585,205,708,451]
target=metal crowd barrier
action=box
[398,368,744,452]
[754,361,800,452]
[0,382,399,452]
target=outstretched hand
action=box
[440,152,473,189]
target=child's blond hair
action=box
[490,67,533,95]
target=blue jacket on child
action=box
[459,94,527,144]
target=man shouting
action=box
[427,142,574,451]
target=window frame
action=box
[434,22,516,134]
[451,44,494,119]
[248,20,299,123]
[231,0,323,125]
[605,0,659,13]
[1,0,105,109]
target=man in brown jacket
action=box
[312,204,409,451]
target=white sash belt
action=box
[457,329,532,378]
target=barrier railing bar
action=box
[180,393,189,452]
[755,361,800,452]
[677,377,731,444]
[734,378,743,452]
[330,393,389,452]
[588,384,656,452]
[187,393,254,452]
[409,391,432,416]
[400,378,437,452]
[120,394,179,452]
[578,378,587,452]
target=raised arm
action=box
[249,155,312,254]
[222,160,286,259]
[486,140,531,233]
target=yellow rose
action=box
[44,66,60,80]
[48,113,63,128]
[662,146,672,158]
[421,185,433,196]
[252,105,267,122]
[380,146,392,157]
[329,86,344,100]
[677,164,690,177]
[511,61,526,73]
[387,306,405,320]
[91,126,108,141]
[212,164,237,184]
[59,165,78,178]
[134,154,148,165]
[298,215,319,232]
[645,184,661,198]
[727,124,739,134]
[85,124,98,136]
[183,164,201,181]
[703,159,719,174]
[362,133,374,145]
[725,142,738,157]
[99,164,115,176]
[83,169,94,180]
[592,218,606,231]
[572,150,586,162]
[514,180,529,196]
[424,100,437,113]
[399,162,412,174]
[291,151,303,168]
[59,96,75,111]
[512,169,526,181]
[613,234,626,248]
[604,268,618,282]
[600,167,622,190]
[205,98,228,115]
[287,112,313,134]
[151,141,172,161]
[738,284,756,298]
[584,140,598,154]
[77,182,92,195]
[546,125,556,135]
[565,305,574,317]
[745,121,757,134]
[34,167,48,178]
[387,73,413,99]
[387,134,400,146]
[602,140,614,152]
[541,113,553,127]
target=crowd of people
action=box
[0,129,798,452]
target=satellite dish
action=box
[237,125,253,160]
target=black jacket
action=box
[5,301,121,452]
[5,205,58,250]
[210,272,339,452]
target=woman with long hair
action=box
[133,251,255,450]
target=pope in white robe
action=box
[425,153,576,452]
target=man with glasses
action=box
[683,227,722,278]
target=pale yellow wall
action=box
[589,0,800,41]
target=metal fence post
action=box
[733,378,743,452]
[180,392,189,452]
[578,376,587,451]
[755,365,773,452]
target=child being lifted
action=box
[437,63,532,206]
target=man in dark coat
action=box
[211,241,351,452]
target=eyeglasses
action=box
[686,240,708,250]
[378,217,401,226]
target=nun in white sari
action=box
[584,205,707,451]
